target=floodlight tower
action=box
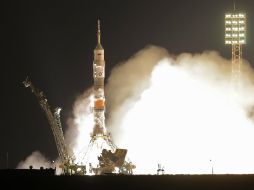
[225,9,246,86]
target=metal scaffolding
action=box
[231,44,242,84]
[23,77,85,175]
[225,11,246,87]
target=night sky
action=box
[1,0,254,169]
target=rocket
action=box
[92,20,107,137]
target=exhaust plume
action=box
[21,45,254,175]
[69,45,254,174]
[65,88,94,159]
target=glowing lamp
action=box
[225,13,246,44]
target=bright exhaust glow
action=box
[66,47,254,175]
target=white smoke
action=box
[65,88,94,159]
[20,45,254,175]
[68,45,254,174]
[66,46,169,162]
[17,151,62,174]
[17,151,52,168]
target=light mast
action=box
[225,7,246,87]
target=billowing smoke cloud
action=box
[66,46,169,162]
[68,45,254,174]
[65,88,94,162]
[17,151,53,169]
[20,45,254,175]
[105,46,169,141]
[17,151,61,174]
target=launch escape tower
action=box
[225,6,246,87]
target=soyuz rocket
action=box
[90,23,133,171]
[92,20,107,138]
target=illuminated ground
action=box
[1,170,254,190]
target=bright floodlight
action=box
[225,13,246,45]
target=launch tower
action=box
[225,7,246,86]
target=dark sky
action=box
[1,0,254,169]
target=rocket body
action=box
[92,20,107,137]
